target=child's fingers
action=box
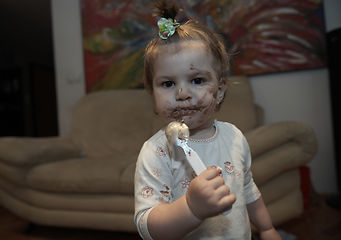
[206,186,235,216]
[219,192,236,211]
[210,175,225,189]
[203,167,222,180]
[215,184,231,197]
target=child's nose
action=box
[175,87,192,101]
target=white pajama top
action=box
[134,121,261,240]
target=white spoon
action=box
[165,121,206,175]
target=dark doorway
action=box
[30,64,58,137]
[0,67,25,136]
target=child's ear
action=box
[217,78,227,103]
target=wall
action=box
[249,0,341,194]
[51,0,85,137]
[51,0,340,193]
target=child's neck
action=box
[189,122,216,140]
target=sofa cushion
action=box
[0,177,134,213]
[26,155,136,194]
[70,89,156,158]
[0,137,80,167]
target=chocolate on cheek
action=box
[206,83,219,100]
[160,101,178,120]
[202,99,216,115]
[198,87,218,116]
[210,89,218,98]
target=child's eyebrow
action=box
[189,66,213,79]
[154,75,175,82]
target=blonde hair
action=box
[144,1,229,95]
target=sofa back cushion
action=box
[70,89,156,157]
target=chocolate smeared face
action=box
[152,41,226,134]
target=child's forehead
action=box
[152,41,219,80]
[156,40,210,56]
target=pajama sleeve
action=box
[134,140,174,239]
[242,136,261,205]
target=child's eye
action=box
[191,78,204,84]
[163,81,174,88]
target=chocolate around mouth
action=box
[171,107,203,119]
[174,106,198,113]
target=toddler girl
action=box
[134,1,281,239]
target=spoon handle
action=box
[179,142,206,175]
[185,150,207,175]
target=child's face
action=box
[152,41,227,132]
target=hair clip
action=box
[157,17,180,40]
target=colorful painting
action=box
[81,0,326,92]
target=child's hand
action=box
[186,167,236,220]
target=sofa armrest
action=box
[245,121,317,159]
[0,137,81,167]
[254,104,264,128]
[245,121,318,185]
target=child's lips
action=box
[173,107,197,116]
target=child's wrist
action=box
[185,193,205,221]
[259,227,281,240]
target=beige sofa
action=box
[0,76,317,232]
